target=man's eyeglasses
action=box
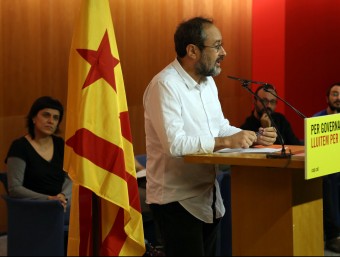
[259,98,277,105]
[203,43,224,52]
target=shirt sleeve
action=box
[218,119,242,137]
[61,174,72,199]
[7,157,49,200]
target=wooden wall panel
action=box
[110,0,253,154]
[0,0,78,233]
[0,0,76,172]
[0,0,252,232]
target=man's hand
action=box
[260,113,271,128]
[215,130,257,151]
[256,127,277,146]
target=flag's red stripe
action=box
[66,128,125,177]
[100,207,126,256]
[66,128,141,211]
[78,186,94,256]
[120,111,132,143]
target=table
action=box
[184,145,324,256]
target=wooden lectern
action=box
[184,145,324,256]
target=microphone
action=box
[228,75,291,159]
[227,75,268,86]
[263,84,307,119]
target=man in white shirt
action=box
[143,16,277,256]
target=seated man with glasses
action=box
[240,84,302,145]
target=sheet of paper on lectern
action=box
[216,147,282,154]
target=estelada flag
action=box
[64,0,145,255]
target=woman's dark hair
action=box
[26,96,64,139]
[174,17,213,58]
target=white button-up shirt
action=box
[143,58,241,223]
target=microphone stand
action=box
[240,81,292,159]
[228,76,307,119]
[263,85,307,119]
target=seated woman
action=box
[5,96,72,217]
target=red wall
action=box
[252,0,285,114]
[252,0,340,140]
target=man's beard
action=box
[195,55,222,77]
[257,107,273,117]
[329,103,340,112]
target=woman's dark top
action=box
[6,135,66,196]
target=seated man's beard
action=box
[329,101,340,112]
[258,107,273,117]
